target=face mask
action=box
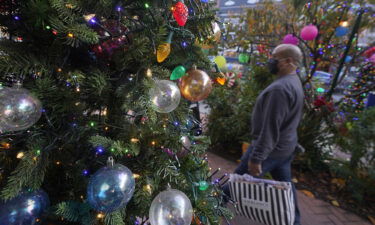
[267,58,279,74]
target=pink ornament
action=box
[283,34,299,45]
[300,24,318,41]
[369,54,375,64]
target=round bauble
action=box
[92,20,131,58]
[149,189,193,225]
[301,24,318,41]
[238,53,250,63]
[214,56,226,69]
[282,34,299,45]
[179,68,212,102]
[0,85,42,132]
[149,80,181,113]
[0,189,49,225]
[335,26,349,37]
[87,164,135,213]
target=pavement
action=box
[206,152,372,225]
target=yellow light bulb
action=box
[340,21,349,27]
[17,152,24,159]
[143,184,152,194]
[97,213,104,219]
[146,68,153,77]
[131,138,139,143]
[157,43,171,63]
[157,32,173,63]
[67,33,74,38]
[133,174,141,179]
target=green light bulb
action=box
[199,181,209,191]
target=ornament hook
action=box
[107,156,114,167]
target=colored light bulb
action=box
[170,66,186,80]
[199,181,209,191]
[172,1,188,26]
[157,32,173,63]
[157,43,171,63]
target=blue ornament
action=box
[201,0,209,2]
[345,56,352,63]
[87,161,135,213]
[335,26,349,37]
[0,189,49,225]
[366,92,375,108]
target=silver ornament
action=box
[149,80,181,113]
[0,85,42,132]
[149,188,193,225]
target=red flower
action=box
[313,96,335,112]
[313,96,326,107]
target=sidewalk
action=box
[207,152,372,225]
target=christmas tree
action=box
[0,0,230,224]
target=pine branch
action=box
[55,201,93,225]
[49,17,99,47]
[0,42,50,77]
[49,0,81,24]
[104,210,126,225]
[1,148,49,200]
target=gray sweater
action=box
[249,74,304,163]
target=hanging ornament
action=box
[149,80,181,113]
[225,72,236,88]
[300,24,318,41]
[157,32,174,63]
[195,22,221,49]
[179,67,212,102]
[92,20,131,58]
[214,56,226,69]
[366,92,375,108]
[178,136,191,157]
[363,47,375,58]
[0,189,49,225]
[335,26,349,37]
[87,157,135,213]
[345,55,352,63]
[211,22,222,43]
[282,34,299,45]
[257,44,267,54]
[149,188,193,225]
[170,66,187,80]
[0,84,42,133]
[238,53,250,63]
[172,1,189,26]
[369,54,375,64]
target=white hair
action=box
[273,44,303,66]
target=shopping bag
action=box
[228,174,295,225]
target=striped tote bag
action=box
[228,174,295,225]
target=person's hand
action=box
[248,161,262,177]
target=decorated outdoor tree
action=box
[0,1,231,225]
[339,60,375,113]
[207,0,375,217]
[220,0,374,168]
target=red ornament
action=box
[363,47,375,58]
[92,20,131,58]
[313,96,334,112]
[172,2,188,26]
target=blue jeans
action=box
[223,146,301,225]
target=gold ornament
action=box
[179,67,212,102]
